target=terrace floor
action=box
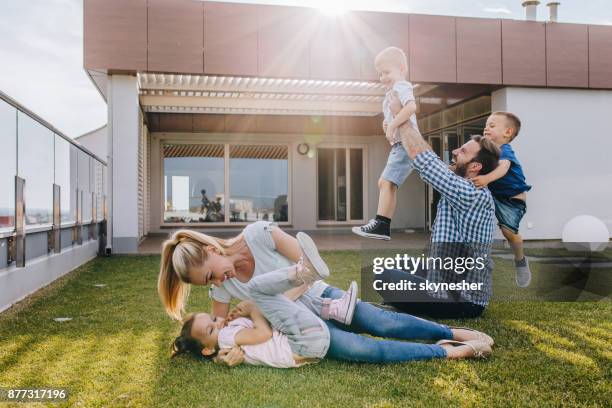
[0,248,610,407]
[138,230,432,253]
[138,229,569,254]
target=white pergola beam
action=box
[140,94,380,114]
[138,73,385,96]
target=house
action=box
[82,0,612,253]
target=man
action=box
[377,95,500,318]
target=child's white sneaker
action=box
[515,257,531,287]
[323,281,358,325]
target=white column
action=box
[107,75,140,253]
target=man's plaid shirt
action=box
[413,151,496,305]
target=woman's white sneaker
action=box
[295,232,330,284]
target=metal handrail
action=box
[0,89,107,166]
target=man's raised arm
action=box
[398,121,431,160]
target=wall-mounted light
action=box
[297,143,310,156]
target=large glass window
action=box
[18,112,53,226]
[163,144,225,223]
[229,145,288,223]
[78,150,92,223]
[318,147,365,222]
[69,145,79,223]
[54,135,75,223]
[0,100,16,231]
[95,160,105,221]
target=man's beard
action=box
[454,162,467,177]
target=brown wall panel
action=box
[456,17,502,84]
[147,113,160,132]
[329,116,381,135]
[204,2,258,76]
[151,113,382,135]
[148,0,204,74]
[347,11,410,81]
[159,114,193,132]
[85,1,604,90]
[409,15,456,83]
[84,0,147,71]
[224,115,259,133]
[256,116,290,133]
[258,6,315,78]
[501,20,546,86]
[309,18,362,80]
[589,25,612,88]
[546,23,588,88]
[193,114,225,132]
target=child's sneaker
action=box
[515,257,531,287]
[352,219,390,241]
[323,281,358,325]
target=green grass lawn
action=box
[0,252,610,407]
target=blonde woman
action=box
[159,221,493,364]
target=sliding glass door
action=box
[317,147,365,223]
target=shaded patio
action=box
[138,229,574,254]
[138,229,432,253]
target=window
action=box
[54,135,75,224]
[0,100,16,231]
[229,145,288,223]
[162,143,290,224]
[318,147,365,222]
[17,112,53,226]
[78,150,92,223]
[163,144,225,223]
[95,160,105,221]
[69,145,79,222]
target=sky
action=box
[0,0,611,138]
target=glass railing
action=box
[0,91,106,239]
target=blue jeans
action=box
[493,196,527,234]
[319,286,451,363]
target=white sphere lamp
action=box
[562,215,610,252]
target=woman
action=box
[159,221,493,365]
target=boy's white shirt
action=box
[382,80,418,144]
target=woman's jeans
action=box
[248,267,330,359]
[319,286,451,363]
